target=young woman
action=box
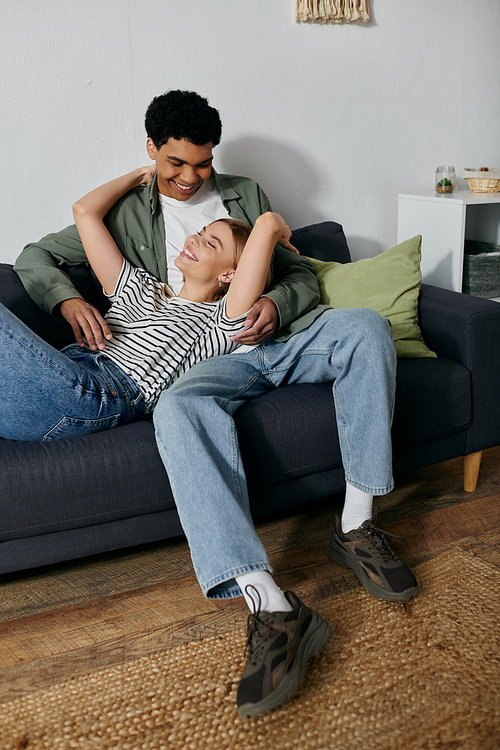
[0,167,293,442]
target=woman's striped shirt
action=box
[99,260,247,411]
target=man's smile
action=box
[172,180,199,194]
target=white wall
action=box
[1,0,499,264]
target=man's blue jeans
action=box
[0,303,145,441]
[154,308,397,600]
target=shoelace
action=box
[361,521,405,562]
[243,586,280,665]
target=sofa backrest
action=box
[0,221,351,349]
[290,221,351,263]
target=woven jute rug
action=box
[1,546,500,750]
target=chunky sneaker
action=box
[326,512,419,602]
[236,590,332,719]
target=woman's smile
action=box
[180,246,199,262]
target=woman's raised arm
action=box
[72,166,156,295]
[225,212,293,319]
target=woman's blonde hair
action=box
[171,218,275,301]
[213,217,274,299]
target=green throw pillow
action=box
[305,235,436,359]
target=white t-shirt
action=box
[158,177,230,295]
[100,260,249,411]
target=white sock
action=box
[341,482,374,533]
[235,571,293,613]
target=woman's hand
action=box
[139,165,156,186]
[275,217,299,254]
[256,213,299,254]
[278,233,299,254]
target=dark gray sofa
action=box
[1,221,500,575]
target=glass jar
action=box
[435,166,455,194]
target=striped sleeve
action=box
[216,297,251,335]
[106,260,165,307]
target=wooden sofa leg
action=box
[464,450,482,492]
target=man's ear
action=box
[146,138,158,161]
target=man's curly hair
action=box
[145,90,222,149]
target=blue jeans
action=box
[0,303,145,441]
[153,308,397,600]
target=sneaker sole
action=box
[238,611,332,719]
[326,538,419,602]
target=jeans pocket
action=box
[42,413,121,441]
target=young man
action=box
[14,90,418,719]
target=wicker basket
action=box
[462,168,500,193]
[465,177,500,193]
[463,240,500,298]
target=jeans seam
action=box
[258,345,287,387]
[42,413,122,441]
[217,371,263,410]
[332,380,351,481]
[261,349,341,386]
[3,327,80,388]
[230,420,245,507]
[95,355,145,421]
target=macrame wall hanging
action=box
[295,0,370,23]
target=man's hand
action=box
[59,299,112,351]
[230,297,278,346]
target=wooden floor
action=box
[1,446,500,704]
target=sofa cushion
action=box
[235,357,470,490]
[304,236,436,359]
[0,421,173,542]
[236,383,343,490]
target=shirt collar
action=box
[211,168,240,201]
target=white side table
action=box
[397,191,500,295]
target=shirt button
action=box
[140,245,145,251]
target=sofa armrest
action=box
[419,283,500,453]
[0,262,109,350]
[0,263,75,349]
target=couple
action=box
[8,90,418,719]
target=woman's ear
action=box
[218,269,235,285]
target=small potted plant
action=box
[435,167,455,193]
